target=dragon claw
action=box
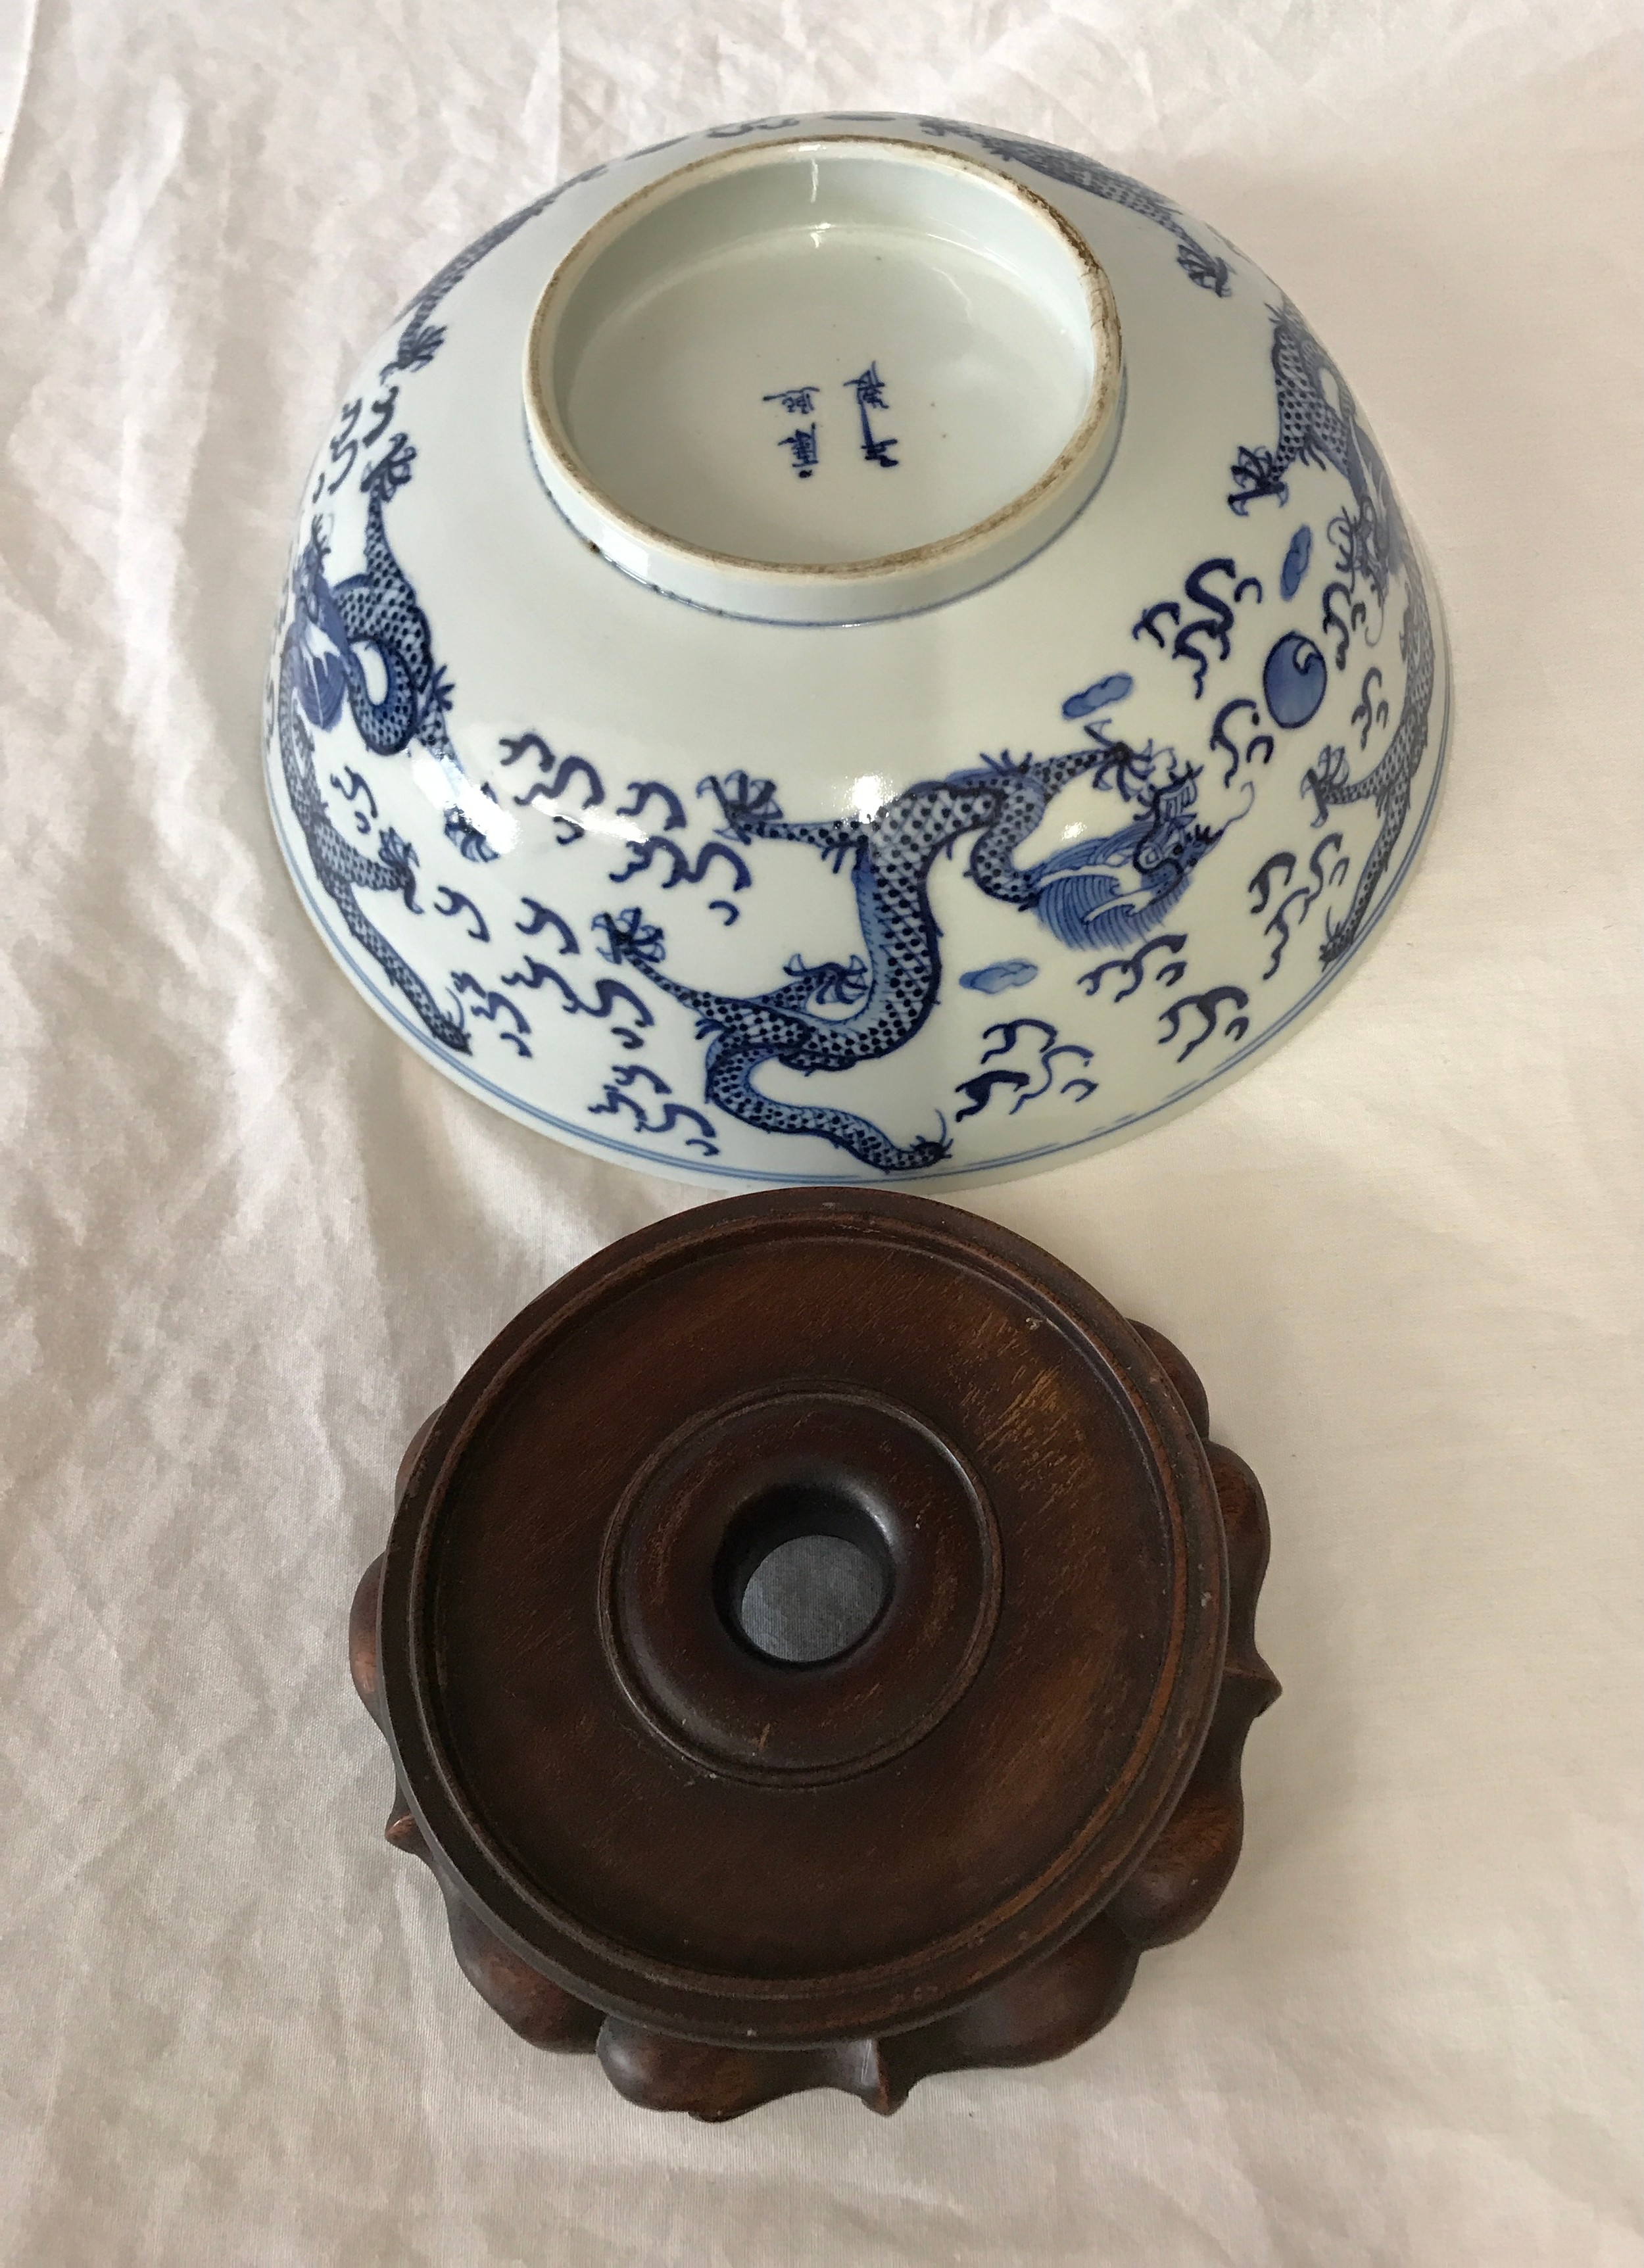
[906,1133,952,1169]
[698,769,782,838]
[592,905,665,969]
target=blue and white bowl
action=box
[266,115,1449,1187]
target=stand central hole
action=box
[720,1479,891,1666]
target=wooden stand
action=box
[350,1189,1278,2118]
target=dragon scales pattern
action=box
[598,746,1225,1173]
[919,120,1234,297]
[278,440,470,1051]
[270,126,1438,1176]
[1230,298,1437,964]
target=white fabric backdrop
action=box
[1,3,1638,2261]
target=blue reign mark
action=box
[763,383,823,479]
[777,422,819,478]
[844,364,898,468]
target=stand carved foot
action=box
[350,1192,1278,2117]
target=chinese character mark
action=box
[778,423,819,478]
[845,363,898,469]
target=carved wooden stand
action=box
[350,1190,1278,2119]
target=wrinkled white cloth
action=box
[0,3,1639,2261]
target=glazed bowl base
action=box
[543,142,1100,567]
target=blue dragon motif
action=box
[919,120,1234,296]
[274,131,1439,1174]
[381,164,610,375]
[594,739,1232,1174]
[278,439,470,1052]
[1230,297,1436,963]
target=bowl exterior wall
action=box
[265,114,1449,1188]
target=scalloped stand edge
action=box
[349,1324,1278,2121]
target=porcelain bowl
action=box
[266,114,1449,1186]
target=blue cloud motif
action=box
[1061,673,1133,721]
[959,959,1039,995]
[1280,525,1313,600]
[294,566,351,732]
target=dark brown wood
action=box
[349,1188,1278,2117]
